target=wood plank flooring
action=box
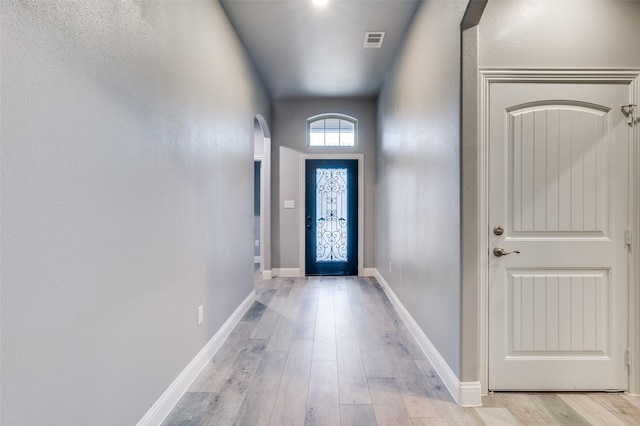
[163,275,640,425]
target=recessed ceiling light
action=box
[313,0,328,7]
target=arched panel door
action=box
[488,84,630,391]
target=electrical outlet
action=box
[389,262,392,273]
[255,239,260,247]
[197,305,204,325]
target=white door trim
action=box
[255,139,272,279]
[478,69,640,395]
[254,114,272,279]
[298,153,365,277]
[631,73,640,395]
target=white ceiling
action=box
[220,0,421,99]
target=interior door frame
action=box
[254,114,272,279]
[478,69,640,395]
[299,153,364,277]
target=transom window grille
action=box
[307,114,358,147]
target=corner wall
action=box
[376,0,469,378]
[0,1,270,424]
[467,0,640,391]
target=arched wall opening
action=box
[254,114,272,278]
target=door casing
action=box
[299,153,364,277]
[478,69,640,395]
[254,114,272,279]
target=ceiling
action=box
[220,0,422,100]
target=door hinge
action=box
[626,348,632,367]
[626,228,632,250]
[621,104,637,127]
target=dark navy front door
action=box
[305,159,358,276]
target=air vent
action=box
[363,31,385,48]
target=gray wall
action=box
[460,24,480,383]
[271,99,377,270]
[479,0,640,68]
[1,1,270,424]
[376,0,468,378]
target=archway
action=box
[254,114,272,279]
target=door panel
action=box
[509,104,610,235]
[508,270,609,353]
[305,159,358,276]
[489,83,629,391]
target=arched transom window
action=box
[307,114,358,147]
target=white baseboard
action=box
[373,269,482,407]
[458,381,483,406]
[262,270,273,280]
[273,268,301,277]
[361,268,376,277]
[137,290,256,426]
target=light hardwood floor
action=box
[163,275,640,425]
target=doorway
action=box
[479,71,638,392]
[305,159,358,276]
[254,114,271,278]
[254,161,261,266]
[298,154,364,277]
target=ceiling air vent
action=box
[363,31,385,48]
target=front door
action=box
[305,159,358,276]
[488,81,631,390]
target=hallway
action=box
[163,276,474,425]
[3,1,640,423]
[162,276,640,425]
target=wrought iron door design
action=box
[305,159,358,276]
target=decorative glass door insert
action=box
[315,168,348,262]
[305,159,358,276]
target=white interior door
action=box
[488,81,631,391]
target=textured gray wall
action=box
[376,0,468,378]
[1,1,270,424]
[271,99,377,270]
[460,25,479,383]
[479,0,640,68]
